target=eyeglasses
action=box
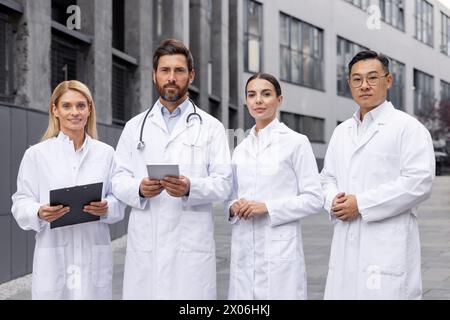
[349,73,389,88]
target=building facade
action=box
[1,0,450,284]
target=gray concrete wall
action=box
[14,0,51,111]
[0,103,128,285]
[125,0,154,114]
[80,0,113,124]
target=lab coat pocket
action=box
[91,245,113,288]
[178,213,214,253]
[33,247,66,292]
[266,226,298,261]
[180,136,209,166]
[361,219,407,298]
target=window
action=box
[228,105,238,130]
[0,12,14,102]
[414,69,435,116]
[387,57,405,110]
[441,12,450,56]
[209,96,221,121]
[415,0,434,47]
[380,0,405,31]
[441,80,450,103]
[111,0,137,125]
[51,0,89,89]
[336,36,368,97]
[344,0,370,10]
[280,111,325,143]
[229,0,239,110]
[244,0,262,73]
[244,106,255,131]
[280,13,324,90]
[112,0,125,51]
[112,57,133,125]
[51,33,83,89]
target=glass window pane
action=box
[303,55,313,86]
[291,20,300,50]
[302,25,312,55]
[291,51,302,84]
[280,47,290,80]
[248,1,260,35]
[248,35,260,73]
[280,14,290,46]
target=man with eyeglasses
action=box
[321,50,435,299]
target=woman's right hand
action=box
[38,204,70,223]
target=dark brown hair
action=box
[153,39,194,72]
[245,73,282,97]
[348,50,390,77]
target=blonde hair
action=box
[41,80,98,141]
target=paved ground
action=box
[1,176,449,300]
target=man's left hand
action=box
[331,194,360,221]
[161,175,191,197]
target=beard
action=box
[156,81,189,103]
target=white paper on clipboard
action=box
[146,164,180,180]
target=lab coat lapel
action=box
[148,102,168,135]
[353,103,395,152]
[168,101,194,145]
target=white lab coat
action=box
[11,132,125,300]
[227,119,324,300]
[321,101,435,299]
[112,100,232,300]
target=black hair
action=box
[245,73,282,97]
[153,38,194,72]
[348,50,390,77]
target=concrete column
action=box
[213,0,230,128]
[172,0,186,41]
[189,0,210,112]
[79,0,112,124]
[229,0,245,129]
[14,0,51,112]
[125,0,154,113]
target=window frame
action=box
[0,11,14,103]
[414,0,434,47]
[280,110,325,143]
[336,36,369,98]
[413,68,435,116]
[380,0,405,32]
[279,12,325,91]
[244,0,263,73]
[441,12,450,56]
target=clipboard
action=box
[146,164,180,180]
[49,182,103,229]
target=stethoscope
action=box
[137,98,203,151]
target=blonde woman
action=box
[11,80,125,300]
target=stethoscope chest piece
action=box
[137,141,145,151]
[137,98,203,151]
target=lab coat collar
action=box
[351,100,392,126]
[147,100,169,134]
[167,98,195,142]
[349,100,395,149]
[148,98,191,138]
[248,118,286,155]
[56,130,90,152]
